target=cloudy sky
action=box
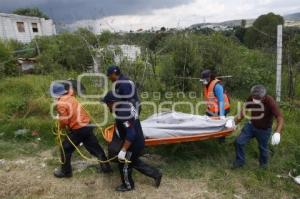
[1,0,300,31]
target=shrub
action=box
[0,40,19,77]
[157,33,275,96]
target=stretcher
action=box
[103,125,235,146]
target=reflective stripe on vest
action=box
[204,79,230,113]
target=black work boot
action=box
[53,167,72,178]
[115,184,134,192]
[154,173,162,188]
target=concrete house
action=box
[0,13,56,43]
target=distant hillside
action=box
[190,12,300,29]
[284,12,300,21]
[189,19,254,29]
[216,19,255,27]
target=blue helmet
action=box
[51,83,67,97]
[106,65,121,76]
[201,69,211,79]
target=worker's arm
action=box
[122,140,132,151]
[118,80,135,98]
[117,123,134,160]
[234,103,246,125]
[270,98,284,145]
[270,98,284,133]
[121,120,136,151]
[56,103,69,129]
[234,96,253,125]
[214,84,225,117]
[275,115,284,133]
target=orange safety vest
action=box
[56,94,90,130]
[204,79,230,113]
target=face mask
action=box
[200,78,209,85]
[253,99,261,104]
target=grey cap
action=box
[250,85,267,98]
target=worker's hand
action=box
[225,119,236,129]
[54,114,59,120]
[234,117,239,125]
[271,132,281,145]
[118,149,127,160]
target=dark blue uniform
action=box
[115,103,144,152]
[114,74,141,115]
[114,103,161,189]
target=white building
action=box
[0,13,56,43]
[98,44,141,64]
[113,44,141,63]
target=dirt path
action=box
[0,150,219,199]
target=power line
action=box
[251,25,277,39]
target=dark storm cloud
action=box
[0,0,193,23]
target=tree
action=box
[160,27,166,32]
[147,32,168,75]
[98,31,113,46]
[161,33,203,91]
[13,7,49,19]
[241,19,246,28]
[75,28,98,48]
[158,32,275,95]
[244,12,284,49]
[0,40,18,76]
[33,32,94,73]
[233,19,247,43]
[283,27,300,99]
[234,27,246,43]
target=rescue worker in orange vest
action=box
[51,83,112,178]
[200,69,230,141]
[62,79,86,96]
[200,69,230,117]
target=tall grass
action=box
[0,74,299,197]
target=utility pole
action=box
[276,25,283,102]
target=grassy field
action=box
[0,74,300,198]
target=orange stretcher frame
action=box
[103,125,235,146]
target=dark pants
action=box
[235,122,272,166]
[61,126,108,173]
[206,109,230,118]
[118,150,161,189]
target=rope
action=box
[53,94,132,164]
[80,100,105,138]
[53,121,131,164]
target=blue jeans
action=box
[235,122,271,166]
